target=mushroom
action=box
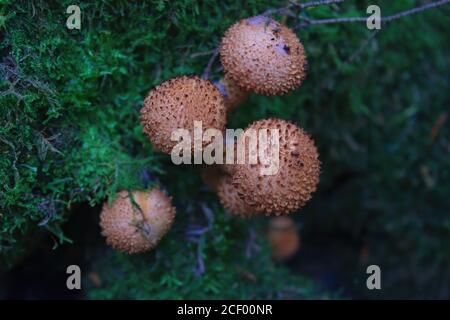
[267,216,300,261]
[141,76,227,154]
[100,188,176,254]
[200,164,254,217]
[214,73,250,111]
[216,174,255,218]
[232,118,320,215]
[220,16,307,96]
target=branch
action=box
[185,203,214,277]
[263,0,343,16]
[345,29,380,64]
[290,0,344,9]
[295,0,450,28]
[202,48,219,80]
[383,0,450,22]
[190,49,217,58]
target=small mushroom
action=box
[220,16,307,96]
[217,174,255,218]
[141,76,227,154]
[201,164,254,217]
[267,216,300,261]
[214,73,250,111]
[100,188,176,254]
[232,118,320,215]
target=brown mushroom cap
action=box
[220,16,307,96]
[100,188,176,254]
[215,73,250,111]
[201,164,254,217]
[232,118,320,215]
[267,216,300,260]
[141,76,227,154]
[217,174,255,218]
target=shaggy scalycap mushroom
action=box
[220,16,307,95]
[214,73,250,111]
[232,118,320,215]
[141,76,227,154]
[100,188,176,254]
[217,174,255,218]
[201,164,253,217]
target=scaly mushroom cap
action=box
[141,76,227,154]
[215,73,250,111]
[220,16,307,95]
[217,174,255,218]
[232,118,320,215]
[100,189,176,254]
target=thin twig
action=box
[345,29,380,64]
[202,48,219,80]
[190,49,218,58]
[185,203,214,277]
[290,0,344,10]
[244,228,261,259]
[264,0,343,16]
[383,0,450,22]
[296,0,450,28]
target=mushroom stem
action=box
[214,73,250,112]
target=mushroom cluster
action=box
[101,15,319,254]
